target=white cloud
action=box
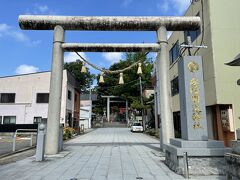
[7,30,41,46]
[122,0,133,7]
[38,5,49,13]
[16,65,39,74]
[157,1,169,13]
[0,23,41,46]
[172,0,190,15]
[148,52,157,60]
[8,31,29,42]
[25,4,56,15]
[0,24,11,38]
[0,24,11,32]
[64,52,87,63]
[30,40,42,46]
[157,0,190,15]
[102,52,123,64]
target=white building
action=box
[0,70,80,128]
[80,94,97,129]
[80,106,91,129]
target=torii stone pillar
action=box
[157,26,174,149]
[126,100,129,124]
[45,25,65,155]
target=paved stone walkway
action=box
[0,128,225,180]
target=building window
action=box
[67,113,72,127]
[171,77,179,96]
[75,93,78,102]
[169,41,180,65]
[184,12,201,42]
[0,93,15,103]
[173,112,181,138]
[36,93,49,103]
[184,29,201,42]
[3,116,16,124]
[68,90,72,100]
[33,117,42,124]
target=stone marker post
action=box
[178,56,208,140]
[164,56,227,175]
[36,124,46,161]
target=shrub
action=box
[145,128,156,136]
[63,127,75,140]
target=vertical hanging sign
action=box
[178,56,208,141]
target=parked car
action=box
[131,122,143,132]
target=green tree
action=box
[64,60,95,92]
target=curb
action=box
[63,128,96,142]
[0,146,36,160]
[143,132,160,141]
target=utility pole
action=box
[139,76,145,130]
[89,88,92,128]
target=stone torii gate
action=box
[18,15,201,155]
[101,96,129,123]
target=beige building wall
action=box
[209,0,240,128]
[168,0,240,129]
[169,0,216,111]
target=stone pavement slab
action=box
[0,128,225,180]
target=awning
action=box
[225,53,240,66]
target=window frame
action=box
[74,93,78,102]
[68,90,72,101]
[36,93,49,103]
[33,116,42,124]
[3,116,16,124]
[169,41,180,65]
[0,93,16,103]
[171,76,179,96]
[173,111,181,138]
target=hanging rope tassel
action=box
[119,73,124,84]
[81,62,87,73]
[137,62,142,75]
[99,72,104,83]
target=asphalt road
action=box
[0,135,36,156]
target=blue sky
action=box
[0,0,190,78]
